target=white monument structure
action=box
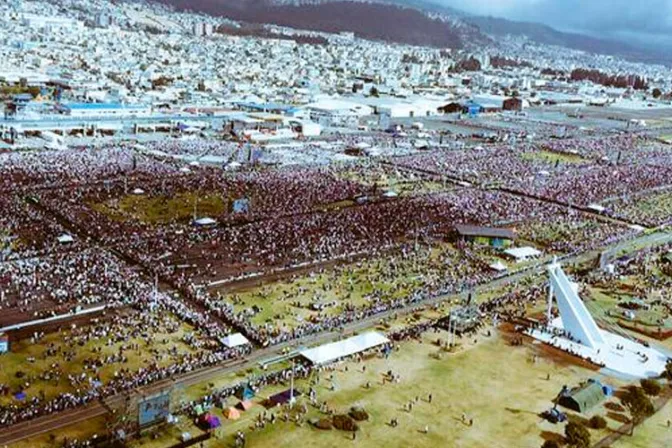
[527,259,669,379]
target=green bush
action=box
[332,414,359,432]
[588,415,607,429]
[541,441,560,448]
[349,406,370,421]
[565,421,591,448]
[314,418,333,430]
[640,379,662,396]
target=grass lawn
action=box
[148,330,630,448]
[602,190,672,226]
[522,150,584,165]
[0,310,200,406]
[612,393,672,448]
[335,165,451,197]
[211,243,485,332]
[91,191,227,225]
[10,415,108,448]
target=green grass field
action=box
[211,243,484,331]
[0,310,200,406]
[602,190,672,226]
[336,165,451,197]
[91,192,228,225]
[130,330,632,448]
[522,150,585,165]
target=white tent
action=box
[489,261,507,272]
[587,204,605,213]
[300,332,389,365]
[504,247,542,262]
[57,234,74,244]
[193,217,217,227]
[132,188,145,195]
[220,333,250,348]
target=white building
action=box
[57,103,152,118]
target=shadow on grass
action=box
[606,411,630,424]
[505,407,538,416]
[540,430,564,444]
[605,402,625,413]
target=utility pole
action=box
[289,359,295,409]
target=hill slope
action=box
[156,0,487,48]
[467,16,667,65]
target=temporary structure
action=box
[220,333,250,348]
[223,407,241,420]
[237,400,253,411]
[300,332,389,365]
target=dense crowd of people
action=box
[392,136,672,224]
[0,145,181,193]
[0,132,667,432]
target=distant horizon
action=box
[428,0,672,52]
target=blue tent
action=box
[236,385,255,401]
[467,102,482,118]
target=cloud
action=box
[437,0,672,48]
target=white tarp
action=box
[300,331,389,365]
[220,333,250,348]
[193,217,216,226]
[57,234,74,244]
[489,261,507,272]
[505,246,542,261]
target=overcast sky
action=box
[438,0,672,48]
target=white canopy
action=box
[504,246,542,261]
[57,234,74,244]
[193,217,217,226]
[300,332,389,365]
[132,188,145,195]
[489,261,507,272]
[220,333,250,348]
[587,203,605,213]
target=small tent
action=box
[265,389,298,408]
[236,385,256,401]
[57,234,74,244]
[201,413,221,429]
[193,217,217,227]
[223,407,241,420]
[237,400,253,411]
[220,333,250,348]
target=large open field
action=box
[92,192,228,225]
[130,329,635,448]
[0,309,201,406]
[209,242,490,332]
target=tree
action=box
[589,415,607,429]
[565,421,591,448]
[640,379,662,396]
[542,440,560,448]
[369,86,379,97]
[622,386,655,435]
[652,88,662,98]
[663,359,672,380]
